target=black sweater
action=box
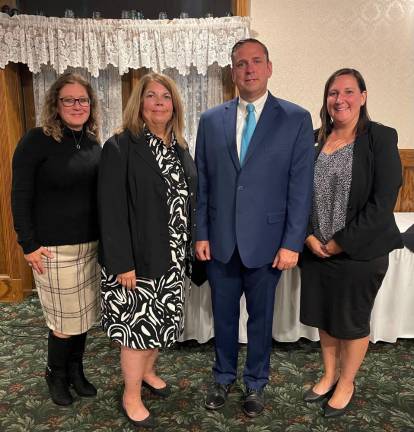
[12,127,101,254]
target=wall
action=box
[250,0,414,148]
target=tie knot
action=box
[246,103,255,113]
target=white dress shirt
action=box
[236,91,269,159]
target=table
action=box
[181,213,414,343]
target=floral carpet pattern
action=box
[0,296,413,432]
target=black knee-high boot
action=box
[45,331,73,406]
[68,332,97,397]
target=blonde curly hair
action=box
[41,72,101,142]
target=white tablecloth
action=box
[181,213,414,343]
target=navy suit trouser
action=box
[206,247,281,390]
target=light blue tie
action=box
[240,103,256,164]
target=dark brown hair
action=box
[231,38,270,63]
[41,72,100,142]
[318,68,370,144]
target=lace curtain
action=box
[7,14,248,149]
[0,14,250,77]
[33,63,223,151]
[164,64,223,156]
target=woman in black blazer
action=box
[98,72,197,428]
[300,68,403,417]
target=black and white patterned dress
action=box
[101,130,189,349]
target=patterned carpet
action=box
[0,296,413,432]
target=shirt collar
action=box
[143,125,176,148]
[63,125,85,137]
[238,90,268,113]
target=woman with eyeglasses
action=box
[11,72,102,406]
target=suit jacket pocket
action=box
[267,211,285,224]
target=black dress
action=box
[300,143,389,339]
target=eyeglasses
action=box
[59,97,90,107]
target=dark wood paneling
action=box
[121,68,150,111]
[19,64,36,130]
[0,63,33,302]
[131,68,150,90]
[395,149,414,212]
[232,0,249,16]
[222,65,235,101]
[0,0,16,9]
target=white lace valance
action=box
[0,14,250,77]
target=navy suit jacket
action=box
[195,92,314,267]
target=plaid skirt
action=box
[33,241,101,335]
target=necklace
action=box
[71,129,84,150]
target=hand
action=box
[272,248,299,270]
[305,235,331,258]
[322,239,343,256]
[24,247,53,275]
[195,240,211,261]
[116,270,136,290]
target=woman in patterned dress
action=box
[98,72,197,428]
[300,69,403,417]
[12,73,101,406]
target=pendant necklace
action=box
[71,129,84,150]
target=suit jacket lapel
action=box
[242,94,281,166]
[348,129,370,209]
[128,130,163,178]
[314,140,323,160]
[223,99,240,171]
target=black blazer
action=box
[312,121,403,260]
[98,129,197,278]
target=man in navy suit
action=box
[195,38,314,417]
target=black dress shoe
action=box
[242,388,265,418]
[142,380,171,398]
[323,386,355,418]
[303,382,337,403]
[120,400,156,429]
[205,382,231,410]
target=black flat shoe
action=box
[303,382,337,403]
[120,400,156,429]
[242,388,265,418]
[142,380,171,398]
[205,382,231,410]
[323,386,355,418]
